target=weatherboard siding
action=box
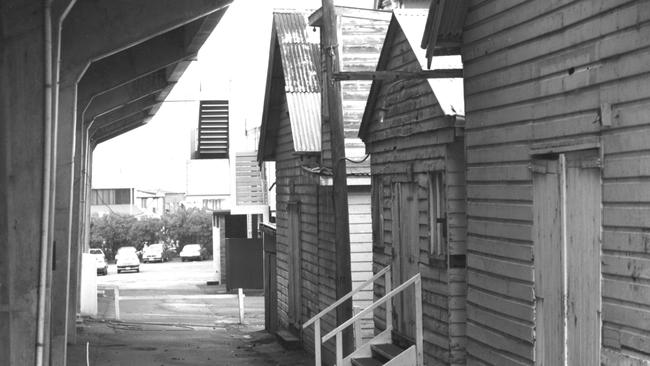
[365,26,467,366]
[272,92,320,336]
[462,1,650,364]
[321,14,389,168]
[271,91,374,366]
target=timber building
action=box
[257,8,390,363]
[420,1,650,365]
[359,9,466,366]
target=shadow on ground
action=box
[68,319,313,366]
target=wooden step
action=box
[275,329,300,350]
[351,357,383,366]
[371,343,404,362]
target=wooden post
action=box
[385,268,392,331]
[321,0,353,356]
[315,318,322,366]
[414,277,423,366]
[336,332,343,366]
[353,306,362,348]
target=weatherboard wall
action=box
[268,87,375,365]
[364,25,467,366]
[320,13,389,168]
[461,1,650,365]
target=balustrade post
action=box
[414,276,423,366]
[385,269,392,331]
[353,306,362,348]
[336,332,343,366]
[315,318,322,366]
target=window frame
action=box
[428,171,446,257]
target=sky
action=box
[92,0,374,192]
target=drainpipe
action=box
[36,1,54,364]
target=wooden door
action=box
[533,151,601,365]
[391,182,420,340]
[265,251,278,332]
[287,202,302,328]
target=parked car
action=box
[89,248,108,276]
[116,246,140,273]
[142,243,170,263]
[179,244,208,262]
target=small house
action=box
[422,1,650,365]
[359,9,466,365]
[258,8,390,363]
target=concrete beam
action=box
[61,0,231,80]
[84,69,169,124]
[91,95,161,133]
[93,111,153,144]
[77,21,199,112]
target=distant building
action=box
[90,187,167,218]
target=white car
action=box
[89,248,108,276]
[142,243,169,263]
[179,244,207,262]
[116,246,140,273]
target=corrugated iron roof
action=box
[421,0,467,58]
[395,10,464,116]
[286,93,321,152]
[273,11,322,153]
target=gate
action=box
[225,238,263,290]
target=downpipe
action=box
[36,0,54,364]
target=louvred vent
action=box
[198,100,229,159]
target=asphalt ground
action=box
[67,258,312,366]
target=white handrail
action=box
[303,266,392,366]
[322,273,421,342]
[303,265,391,329]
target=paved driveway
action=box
[67,259,311,366]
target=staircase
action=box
[302,266,423,366]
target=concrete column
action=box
[0,3,49,365]
[66,122,85,345]
[50,82,77,366]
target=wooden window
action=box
[198,100,229,159]
[428,172,446,256]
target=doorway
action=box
[391,182,420,341]
[287,202,302,330]
[532,150,602,365]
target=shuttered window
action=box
[428,172,446,256]
[198,100,229,159]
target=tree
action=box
[89,207,214,260]
[89,213,137,259]
[129,217,163,248]
[162,207,213,253]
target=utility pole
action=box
[321,0,353,356]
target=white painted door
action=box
[533,151,601,365]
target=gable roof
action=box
[258,11,321,162]
[359,9,464,141]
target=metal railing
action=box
[302,266,424,366]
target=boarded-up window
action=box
[428,172,446,256]
[198,100,229,158]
